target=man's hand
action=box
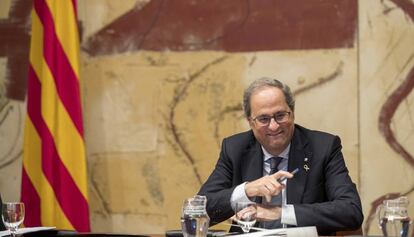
[256,204,282,221]
[244,170,293,202]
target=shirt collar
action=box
[262,143,291,162]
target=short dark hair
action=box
[243,77,295,118]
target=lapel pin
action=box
[304,157,308,162]
[304,164,310,172]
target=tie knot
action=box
[269,157,283,174]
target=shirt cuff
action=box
[230,182,251,211]
[281,204,297,226]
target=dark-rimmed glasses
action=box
[251,111,291,127]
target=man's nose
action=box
[268,117,279,130]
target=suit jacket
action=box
[198,124,363,235]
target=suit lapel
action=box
[287,126,312,204]
[241,139,263,182]
[241,138,263,204]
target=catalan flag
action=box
[21,0,90,231]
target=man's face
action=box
[248,86,295,155]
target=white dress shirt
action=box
[230,144,297,227]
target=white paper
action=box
[0,227,56,237]
[227,228,286,237]
[225,226,317,237]
[285,226,318,237]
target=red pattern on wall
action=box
[0,0,31,101]
[83,0,357,56]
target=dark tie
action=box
[269,157,283,174]
[262,157,284,229]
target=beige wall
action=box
[0,0,413,235]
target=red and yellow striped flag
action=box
[21,0,90,231]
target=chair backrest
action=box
[0,194,5,230]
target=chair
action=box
[0,194,5,230]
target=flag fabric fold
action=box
[21,0,90,232]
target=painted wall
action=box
[0,0,413,235]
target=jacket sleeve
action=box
[197,138,237,225]
[294,136,364,235]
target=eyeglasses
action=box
[251,111,291,127]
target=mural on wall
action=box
[82,0,356,181]
[0,0,30,199]
[0,0,31,101]
[80,0,360,232]
[0,0,413,235]
[363,0,414,234]
[83,0,357,54]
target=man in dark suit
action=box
[198,78,363,235]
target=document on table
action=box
[0,227,56,237]
[226,226,317,237]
